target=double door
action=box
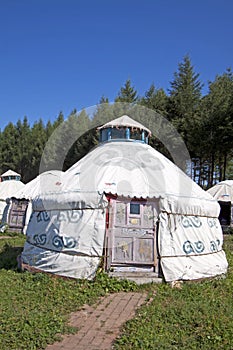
[107,198,158,271]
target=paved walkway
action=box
[45,291,148,350]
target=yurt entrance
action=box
[218,201,232,226]
[7,198,29,233]
[105,196,159,274]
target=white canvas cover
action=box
[0,179,25,220]
[207,180,233,227]
[1,169,21,178]
[21,136,228,281]
[21,191,108,279]
[3,170,64,233]
[207,180,233,202]
[14,170,64,200]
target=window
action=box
[130,203,140,215]
[130,129,142,141]
[111,128,126,139]
[100,128,108,142]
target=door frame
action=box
[104,195,158,271]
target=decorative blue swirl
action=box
[57,211,82,223]
[68,211,82,223]
[183,240,205,254]
[210,240,217,251]
[52,235,77,249]
[194,241,205,253]
[207,218,218,228]
[57,211,67,222]
[33,233,47,245]
[183,240,195,254]
[52,235,64,249]
[37,211,50,222]
[210,239,221,252]
[181,216,202,228]
[63,237,77,248]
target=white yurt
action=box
[20,115,228,282]
[0,170,25,221]
[3,170,64,234]
[207,180,233,227]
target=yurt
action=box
[0,170,25,221]
[207,180,233,228]
[20,115,228,282]
[3,170,64,234]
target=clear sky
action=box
[0,0,232,129]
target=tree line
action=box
[0,55,232,188]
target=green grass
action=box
[1,234,233,350]
[114,235,233,350]
[0,234,138,350]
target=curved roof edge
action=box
[97,115,151,135]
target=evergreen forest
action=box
[0,55,232,188]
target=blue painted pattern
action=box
[183,240,205,254]
[207,218,218,228]
[183,239,221,254]
[181,216,202,228]
[32,233,78,250]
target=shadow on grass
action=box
[0,243,24,270]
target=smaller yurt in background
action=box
[207,180,233,228]
[2,170,64,234]
[0,170,25,222]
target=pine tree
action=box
[115,79,138,103]
[15,117,32,182]
[140,84,168,115]
[39,112,66,172]
[63,110,94,170]
[168,55,203,143]
[202,68,233,184]
[0,122,19,174]
[29,119,47,182]
[99,95,109,104]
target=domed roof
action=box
[207,180,233,202]
[64,140,214,206]
[14,170,64,200]
[97,115,151,135]
[0,179,25,200]
[1,169,21,181]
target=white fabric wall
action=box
[158,211,228,281]
[21,193,107,279]
[0,200,7,221]
[21,243,101,279]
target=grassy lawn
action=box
[114,235,233,350]
[0,234,138,350]
[0,233,233,350]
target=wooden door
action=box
[108,198,158,271]
[8,199,29,233]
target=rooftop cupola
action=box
[0,169,21,182]
[97,115,151,144]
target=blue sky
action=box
[0,0,232,129]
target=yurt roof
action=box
[1,169,21,178]
[14,170,64,200]
[207,180,233,202]
[0,180,25,200]
[97,115,151,135]
[63,141,217,217]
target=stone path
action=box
[45,291,148,350]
